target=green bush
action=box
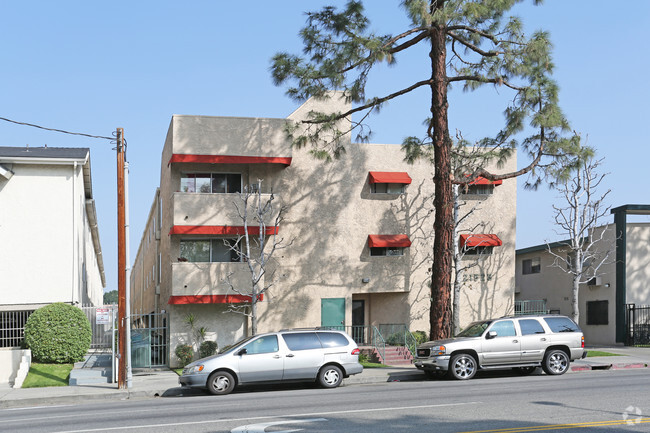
[385,332,405,346]
[175,344,194,366]
[24,303,92,364]
[413,330,429,345]
[199,341,218,358]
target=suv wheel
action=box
[542,349,569,375]
[207,371,235,395]
[318,365,343,388]
[448,354,477,380]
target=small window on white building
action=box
[370,247,404,256]
[522,257,541,275]
[368,172,411,194]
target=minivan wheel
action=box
[448,354,477,380]
[318,365,343,388]
[207,371,235,395]
[542,349,569,375]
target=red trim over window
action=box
[469,176,502,186]
[168,294,263,305]
[169,154,292,166]
[460,234,502,247]
[169,225,279,235]
[368,234,412,248]
[369,171,412,184]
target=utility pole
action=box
[116,128,126,389]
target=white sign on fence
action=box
[96,308,111,325]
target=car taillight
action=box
[581,336,584,348]
[351,348,360,355]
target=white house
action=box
[0,146,106,385]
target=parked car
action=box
[179,329,363,395]
[414,315,586,380]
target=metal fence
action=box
[81,305,117,349]
[626,304,650,346]
[0,309,34,348]
[131,312,169,368]
[515,300,548,316]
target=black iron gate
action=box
[626,304,650,346]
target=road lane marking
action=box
[53,401,481,432]
[460,418,650,433]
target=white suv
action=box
[179,329,363,395]
[414,315,586,380]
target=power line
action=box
[0,116,114,141]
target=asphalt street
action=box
[2,368,649,433]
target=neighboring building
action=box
[0,146,105,383]
[515,205,650,345]
[131,94,517,365]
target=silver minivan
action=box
[179,329,363,395]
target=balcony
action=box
[172,192,276,227]
[171,262,258,297]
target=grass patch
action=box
[173,368,183,375]
[361,361,389,368]
[587,351,625,357]
[22,363,73,388]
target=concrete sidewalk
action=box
[1,346,648,409]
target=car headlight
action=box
[432,345,446,356]
[184,365,205,374]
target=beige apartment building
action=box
[515,205,650,345]
[131,94,517,366]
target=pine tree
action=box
[271,0,587,339]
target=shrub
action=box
[24,303,92,364]
[175,344,194,367]
[199,340,218,358]
[413,330,429,345]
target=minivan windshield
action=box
[457,321,491,337]
[218,336,255,354]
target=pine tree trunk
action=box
[429,14,453,340]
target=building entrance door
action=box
[321,298,345,330]
[351,300,365,344]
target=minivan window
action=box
[242,335,279,354]
[282,332,322,351]
[317,332,349,348]
[519,319,545,335]
[544,317,581,333]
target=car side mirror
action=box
[237,348,248,356]
[486,331,497,339]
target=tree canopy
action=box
[271,0,589,339]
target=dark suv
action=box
[414,315,586,380]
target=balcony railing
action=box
[171,262,256,297]
[171,192,276,227]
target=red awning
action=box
[169,225,279,236]
[169,154,292,166]
[368,234,412,248]
[469,176,502,186]
[168,294,263,305]
[369,171,412,184]
[460,234,502,247]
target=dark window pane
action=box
[180,240,210,262]
[370,247,385,256]
[212,174,227,193]
[317,332,349,348]
[227,174,242,193]
[519,319,545,335]
[544,317,581,332]
[587,301,608,325]
[282,332,322,351]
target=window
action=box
[179,239,242,262]
[519,319,545,335]
[370,247,404,256]
[544,317,581,332]
[488,320,516,337]
[587,300,608,325]
[242,335,279,354]
[282,332,322,351]
[317,332,350,348]
[464,246,494,255]
[463,184,494,195]
[522,257,541,275]
[372,183,405,194]
[180,173,242,193]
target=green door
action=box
[321,298,345,330]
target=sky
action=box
[1,1,649,293]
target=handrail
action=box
[371,326,385,363]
